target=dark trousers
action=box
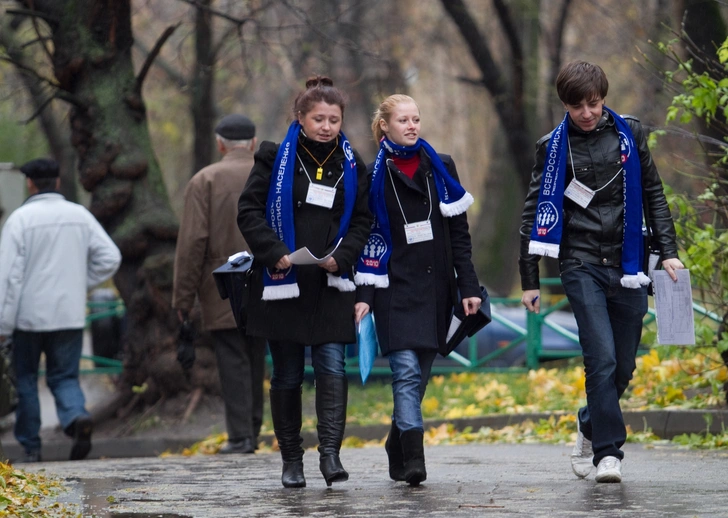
[267,341,346,390]
[13,329,88,454]
[211,329,266,441]
[560,259,647,464]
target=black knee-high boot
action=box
[400,429,426,487]
[315,375,349,486]
[270,387,306,488]
[385,421,406,481]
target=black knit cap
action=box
[214,114,256,140]
[19,158,59,179]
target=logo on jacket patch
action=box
[535,201,559,236]
[361,233,387,268]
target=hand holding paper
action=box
[288,237,343,265]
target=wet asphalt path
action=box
[32,443,727,517]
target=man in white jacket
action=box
[0,158,121,463]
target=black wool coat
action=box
[356,151,481,356]
[237,135,372,346]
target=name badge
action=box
[306,183,336,209]
[564,178,595,208]
[404,220,434,244]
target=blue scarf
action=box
[355,137,474,288]
[528,106,650,288]
[263,121,358,300]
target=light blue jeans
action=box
[388,349,437,433]
[13,329,89,454]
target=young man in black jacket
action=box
[519,61,684,483]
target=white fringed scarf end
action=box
[354,272,390,288]
[528,241,560,259]
[327,273,356,292]
[262,284,300,300]
[620,272,652,289]
[439,192,474,217]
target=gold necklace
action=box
[298,137,338,180]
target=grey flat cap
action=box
[215,114,256,140]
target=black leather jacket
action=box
[519,111,678,290]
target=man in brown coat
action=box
[173,114,266,454]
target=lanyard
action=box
[297,153,344,189]
[567,135,623,193]
[386,160,432,225]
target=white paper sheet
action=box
[653,269,695,345]
[446,316,462,343]
[288,238,342,265]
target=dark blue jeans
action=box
[268,341,345,390]
[388,349,438,433]
[560,259,647,465]
[12,329,89,454]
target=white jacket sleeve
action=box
[86,213,122,288]
[0,216,25,335]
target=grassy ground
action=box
[182,345,727,455]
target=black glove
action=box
[177,319,196,371]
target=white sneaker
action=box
[595,456,622,483]
[570,419,593,478]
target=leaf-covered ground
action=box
[184,345,728,455]
[0,462,77,517]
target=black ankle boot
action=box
[270,387,306,488]
[315,375,349,486]
[400,429,426,487]
[385,421,406,481]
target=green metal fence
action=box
[81,299,126,375]
[82,278,720,378]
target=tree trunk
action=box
[191,0,216,177]
[19,0,189,403]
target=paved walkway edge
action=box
[2,409,726,462]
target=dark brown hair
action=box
[555,61,609,105]
[293,75,347,118]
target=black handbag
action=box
[0,338,17,418]
[212,253,255,334]
[443,285,492,356]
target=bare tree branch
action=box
[20,93,54,124]
[440,0,508,102]
[133,40,188,89]
[135,23,181,93]
[5,7,59,25]
[176,0,265,26]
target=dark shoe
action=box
[315,375,349,486]
[319,454,348,486]
[282,460,306,488]
[385,421,406,481]
[22,451,42,463]
[401,429,426,487]
[270,387,305,488]
[69,416,93,461]
[219,437,255,454]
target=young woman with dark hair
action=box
[238,76,372,488]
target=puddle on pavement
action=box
[110,515,192,517]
